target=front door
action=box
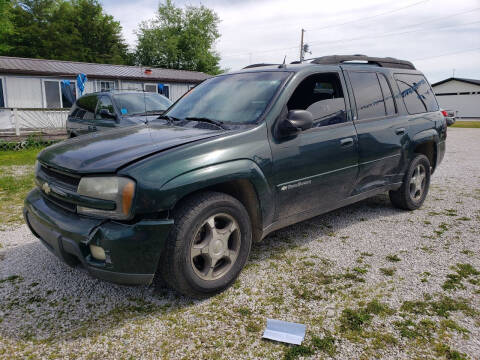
[270,71,359,219]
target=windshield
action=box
[166,71,290,124]
[114,93,172,116]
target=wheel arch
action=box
[159,160,274,242]
[411,129,439,173]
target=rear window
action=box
[394,74,438,114]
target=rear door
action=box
[345,69,408,194]
[270,71,359,219]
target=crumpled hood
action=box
[38,123,223,174]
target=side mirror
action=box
[279,110,313,136]
[99,108,117,120]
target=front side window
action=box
[395,74,438,114]
[95,96,115,119]
[114,93,172,116]
[44,80,61,108]
[166,72,290,124]
[287,73,347,127]
[76,94,98,120]
[348,72,386,120]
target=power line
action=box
[413,47,480,61]
[308,20,480,47]
[221,6,480,59]
[306,0,429,32]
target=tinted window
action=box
[114,93,172,116]
[167,72,289,124]
[288,73,347,127]
[378,74,396,116]
[76,94,98,120]
[395,74,438,114]
[95,96,115,119]
[0,79,4,107]
[349,72,385,120]
[45,81,61,108]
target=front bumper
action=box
[24,188,173,285]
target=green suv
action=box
[24,55,446,297]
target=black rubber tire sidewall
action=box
[161,192,252,297]
[390,154,431,210]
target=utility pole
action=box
[300,28,305,62]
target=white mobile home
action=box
[0,56,209,109]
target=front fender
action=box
[158,159,274,225]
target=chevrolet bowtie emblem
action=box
[42,182,51,195]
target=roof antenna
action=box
[278,56,287,69]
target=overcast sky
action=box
[101,0,480,82]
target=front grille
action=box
[39,165,80,191]
[44,195,77,212]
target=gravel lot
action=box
[1,128,479,359]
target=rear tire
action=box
[389,154,431,210]
[159,191,252,298]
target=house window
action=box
[44,80,62,108]
[158,84,170,99]
[99,81,115,92]
[145,84,157,93]
[0,78,4,108]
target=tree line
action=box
[0,0,222,74]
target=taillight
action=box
[441,110,448,117]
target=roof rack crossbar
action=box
[310,55,416,70]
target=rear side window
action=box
[348,72,386,120]
[76,94,98,120]
[378,74,396,116]
[394,74,438,114]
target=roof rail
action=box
[310,55,416,70]
[243,63,279,69]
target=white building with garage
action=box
[0,56,210,132]
[431,77,480,120]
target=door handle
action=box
[395,127,406,135]
[340,137,354,147]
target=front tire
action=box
[389,154,431,210]
[160,192,252,298]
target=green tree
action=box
[135,0,221,74]
[0,0,14,52]
[0,0,131,64]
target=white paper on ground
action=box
[262,319,306,345]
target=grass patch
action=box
[443,263,480,291]
[0,173,35,225]
[400,296,476,318]
[311,331,336,356]
[0,148,42,166]
[386,254,401,262]
[451,121,480,128]
[434,342,468,360]
[380,267,395,276]
[339,300,394,333]
[283,345,314,360]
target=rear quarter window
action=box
[394,74,438,114]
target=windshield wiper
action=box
[185,117,226,129]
